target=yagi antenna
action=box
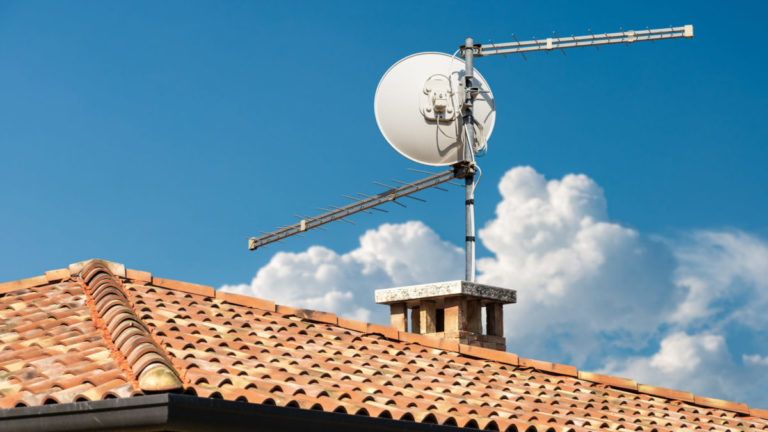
[249,25,694,283]
[249,168,458,250]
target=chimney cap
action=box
[375,280,516,307]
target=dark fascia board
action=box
[0,394,469,432]
[0,393,170,432]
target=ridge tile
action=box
[693,395,750,415]
[216,291,275,311]
[637,384,694,403]
[44,268,70,283]
[275,305,338,325]
[151,277,214,297]
[578,371,637,391]
[337,317,368,333]
[518,357,578,377]
[80,262,182,392]
[365,323,399,340]
[69,259,125,278]
[0,275,48,294]
[459,344,519,365]
[126,268,152,283]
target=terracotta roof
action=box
[2,259,767,431]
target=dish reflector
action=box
[374,52,495,166]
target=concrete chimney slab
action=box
[375,280,516,307]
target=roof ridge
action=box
[1,258,765,419]
[76,260,183,392]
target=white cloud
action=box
[595,229,768,407]
[601,332,735,395]
[743,354,768,366]
[602,332,768,405]
[672,230,768,328]
[220,221,462,323]
[476,167,678,363]
[349,220,464,287]
[649,332,724,374]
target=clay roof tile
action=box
[1,259,767,431]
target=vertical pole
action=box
[465,172,475,282]
[463,37,476,282]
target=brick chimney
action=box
[375,281,516,351]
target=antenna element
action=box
[248,169,458,250]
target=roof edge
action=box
[2,258,766,419]
[0,393,481,432]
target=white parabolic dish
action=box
[374,52,496,166]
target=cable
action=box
[450,48,487,159]
[472,120,487,157]
[472,162,482,195]
[449,49,461,65]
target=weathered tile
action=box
[1,263,767,432]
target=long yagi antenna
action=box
[248,168,458,250]
[478,25,692,57]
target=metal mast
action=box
[461,37,478,282]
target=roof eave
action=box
[0,394,465,432]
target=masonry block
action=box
[389,302,407,332]
[419,300,436,334]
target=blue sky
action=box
[2,2,768,407]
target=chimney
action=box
[375,281,516,350]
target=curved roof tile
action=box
[1,259,767,432]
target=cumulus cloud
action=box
[220,221,462,323]
[601,332,736,395]
[672,230,768,328]
[602,331,768,406]
[477,167,678,364]
[596,230,768,406]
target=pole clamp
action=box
[459,44,483,57]
[466,236,476,242]
[452,161,477,179]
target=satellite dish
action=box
[374,52,496,166]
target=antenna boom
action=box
[477,25,693,57]
[248,168,457,250]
